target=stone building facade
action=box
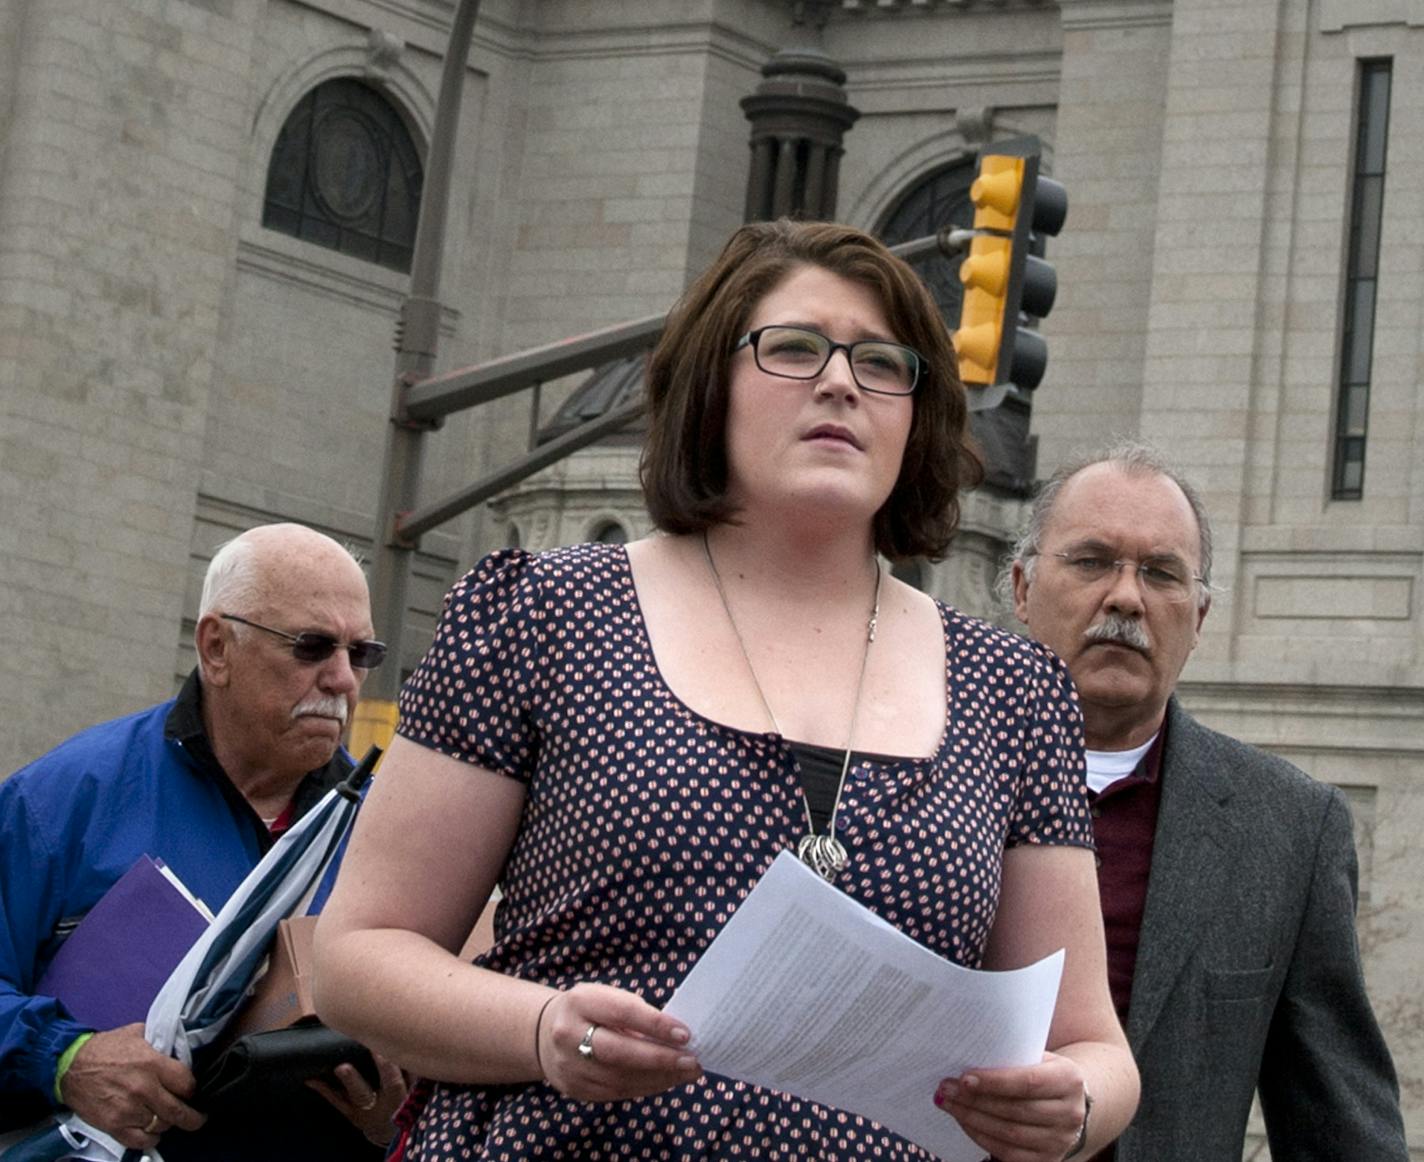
[1,0,1420,1152]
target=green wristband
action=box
[53,1032,95,1104]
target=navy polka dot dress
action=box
[393,544,1092,1160]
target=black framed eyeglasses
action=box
[733,325,923,396]
[220,614,387,669]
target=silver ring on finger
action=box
[578,1023,599,1061]
[144,1113,162,1135]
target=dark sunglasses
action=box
[220,614,387,669]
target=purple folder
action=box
[37,854,210,1031]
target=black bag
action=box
[0,1090,51,1134]
[197,1021,377,1111]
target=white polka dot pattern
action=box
[393,544,1092,1159]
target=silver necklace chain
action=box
[700,531,882,882]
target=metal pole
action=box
[356,0,482,752]
[526,383,543,451]
[400,399,646,542]
[403,313,665,423]
[887,227,975,264]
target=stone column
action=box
[740,46,860,222]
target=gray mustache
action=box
[1084,613,1151,654]
[291,695,348,724]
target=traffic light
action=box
[953,137,1068,392]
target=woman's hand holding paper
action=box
[933,1050,1088,1162]
[535,983,702,1103]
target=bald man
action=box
[0,524,403,1159]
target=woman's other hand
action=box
[536,982,703,1103]
[933,1050,1088,1162]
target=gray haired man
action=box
[1006,444,1407,1161]
[0,524,404,1159]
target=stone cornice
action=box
[235,234,459,332]
[839,0,1052,12]
[1179,680,1424,759]
[1056,0,1173,32]
[298,0,530,60]
[1181,681,1424,715]
[846,50,1061,95]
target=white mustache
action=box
[1084,613,1151,654]
[291,694,348,724]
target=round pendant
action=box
[797,833,849,883]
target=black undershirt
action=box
[786,740,905,832]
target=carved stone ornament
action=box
[365,29,404,78]
[955,106,995,143]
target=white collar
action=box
[1084,732,1159,795]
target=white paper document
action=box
[664,852,1064,1162]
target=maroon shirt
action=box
[1089,725,1165,1024]
[1086,726,1166,1161]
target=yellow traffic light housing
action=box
[955,233,1012,384]
[952,139,1067,393]
[967,155,1024,233]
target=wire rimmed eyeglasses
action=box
[1045,552,1205,604]
[733,325,923,396]
[220,614,388,669]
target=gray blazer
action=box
[1110,700,1408,1161]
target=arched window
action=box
[262,79,423,272]
[877,160,977,328]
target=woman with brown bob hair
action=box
[642,218,979,561]
[315,219,1138,1162]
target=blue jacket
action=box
[0,672,350,1110]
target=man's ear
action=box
[1010,560,1032,624]
[1193,593,1212,646]
[195,614,233,687]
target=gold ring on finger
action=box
[144,1113,161,1135]
[357,1092,378,1111]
